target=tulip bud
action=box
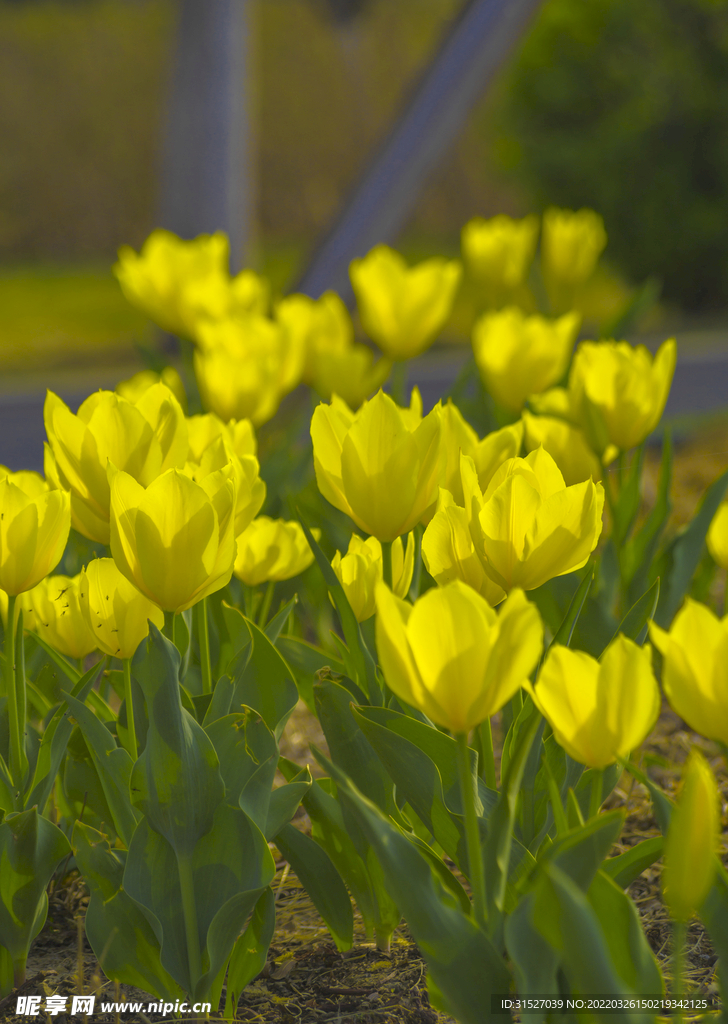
[44,384,188,544]
[185,435,265,537]
[528,634,660,769]
[707,501,728,570]
[80,558,164,660]
[116,367,187,410]
[568,337,676,452]
[375,581,543,733]
[649,599,728,746]
[233,517,318,586]
[350,245,461,360]
[438,401,523,506]
[186,412,257,461]
[108,463,236,613]
[276,291,353,385]
[311,389,442,542]
[662,751,721,922]
[0,475,70,596]
[332,533,415,622]
[522,411,602,485]
[541,207,607,290]
[473,307,580,415]
[461,214,538,293]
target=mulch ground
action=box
[3,428,728,1023]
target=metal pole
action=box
[158,0,254,272]
[295,0,543,300]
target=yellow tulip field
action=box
[1,210,727,1023]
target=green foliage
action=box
[497,0,728,307]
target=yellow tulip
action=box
[461,214,538,292]
[708,501,728,568]
[522,411,601,486]
[183,267,270,326]
[193,313,304,426]
[541,207,607,290]
[0,475,70,596]
[649,599,728,745]
[662,750,720,922]
[108,463,236,613]
[276,291,353,384]
[311,346,392,410]
[528,635,660,769]
[441,448,603,593]
[375,581,542,733]
[186,412,257,461]
[116,366,187,410]
[44,383,188,544]
[311,389,441,542]
[350,244,462,360]
[22,574,97,660]
[472,307,580,414]
[185,434,265,537]
[332,533,415,622]
[79,558,164,660]
[568,337,676,453]
[0,465,48,497]
[233,517,318,586]
[422,489,506,606]
[438,401,523,504]
[113,229,230,338]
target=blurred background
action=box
[2,0,728,454]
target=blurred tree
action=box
[495,0,728,310]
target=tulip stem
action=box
[177,851,202,990]
[197,598,212,695]
[4,594,23,804]
[257,581,275,628]
[122,659,137,762]
[455,731,487,929]
[478,719,497,791]
[589,768,603,818]
[671,918,687,1024]
[390,362,408,406]
[381,541,393,589]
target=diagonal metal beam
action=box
[295,0,543,300]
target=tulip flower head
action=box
[186,412,257,461]
[350,245,462,360]
[113,229,231,338]
[23,574,97,660]
[426,448,603,594]
[541,207,607,290]
[185,434,265,537]
[649,599,728,745]
[276,291,354,384]
[472,307,580,414]
[438,400,523,505]
[116,366,187,409]
[108,463,236,613]
[80,558,164,660]
[193,314,304,426]
[707,501,728,570]
[662,750,720,922]
[234,517,318,586]
[375,581,543,733]
[332,532,415,621]
[311,389,441,542]
[522,411,602,486]
[568,337,676,453]
[461,214,539,293]
[44,384,188,544]
[0,473,70,596]
[528,634,660,769]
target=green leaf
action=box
[228,617,298,739]
[265,768,311,841]
[72,822,184,1001]
[63,692,139,848]
[587,869,664,996]
[601,836,663,889]
[275,823,353,952]
[699,862,728,1010]
[504,894,561,1024]
[297,512,381,704]
[275,634,346,713]
[123,802,275,1000]
[205,710,277,812]
[611,577,660,648]
[318,750,511,1024]
[264,595,297,643]
[224,887,276,1016]
[612,444,646,545]
[130,624,224,858]
[201,673,234,727]
[550,566,594,649]
[655,465,728,627]
[28,632,115,720]
[623,430,672,601]
[0,809,70,995]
